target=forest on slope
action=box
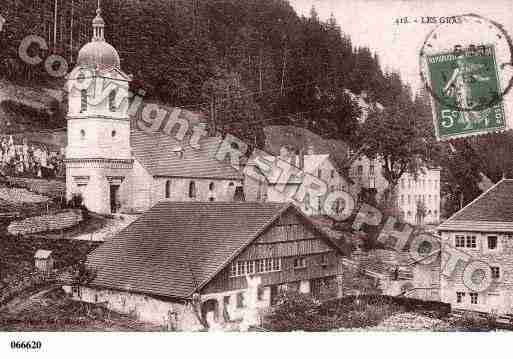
[2,0,513,215]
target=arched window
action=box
[80,89,87,112]
[189,181,196,198]
[80,129,85,139]
[209,182,215,191]
[305,193,310,210]
[165,180,171,199]
[109,90,117,112]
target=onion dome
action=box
[76,6,120,69]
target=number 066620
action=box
[10,340,42,350]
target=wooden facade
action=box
[202,210,343,295]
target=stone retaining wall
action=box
[7,210,83,235]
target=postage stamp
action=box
[425,44,507,140]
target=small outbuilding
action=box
[34,249,54,274]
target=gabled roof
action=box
[130,127,243,180]
[86,202,343,299]
[438,179,513,232]
[35,249,52,259]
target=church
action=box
[64,7,243,215]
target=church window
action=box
[109,90,117,112]
[80,89,87,112]
[80,129,85,139]
[188,181,196,198]
[305,193,310,210]
[165,180,171,199]
[209,182,215,191]
[111,130,116,138]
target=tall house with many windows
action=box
[396,169,441,225]
[438,179,513,314]
[350,156,441,225]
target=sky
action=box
[289,0,513,92]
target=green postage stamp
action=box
[425,44,507,140]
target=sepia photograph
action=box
[1,0,513,356]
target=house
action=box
[341,248,440,301]
[65,7,243,215]
[64,202,349,330]
[437,179,513,314]
[34,249,54,274]
[244,146,354,216]
[350,155,441,225]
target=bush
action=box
[264,291,336,331]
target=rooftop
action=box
[438,179,513,232]
[86,201,339,299]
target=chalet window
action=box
[272,258,281,271]
[469,292,478,304]
[109,90,117,112]
[466,235,477,248]
[236,261,245,277]
[236,292,245,308]
[230,258,281,277]
[455,235,465,248]
[165,180,171,199]
[257,287,265,301]
[80,89,87,112]
[294,257,306,269]
[265,258,272,272]
[230,263,236,277]
[491,266,500,279]
[188,181,196,198]
[488,236,498,250]
[456,292,465,303]
[320,254,328,266]
[246,260,255,275]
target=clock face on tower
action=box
[419,14,513,140]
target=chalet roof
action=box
[438,179,513,232]
[34,249,52,259]
[130,126,243,180]
[86,202,344,299]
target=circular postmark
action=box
[420,14,513,112]
[419,14,513,140]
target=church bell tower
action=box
[65,3,133,214]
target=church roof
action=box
[77,40,120,70]
[76,6,120,70]
[85,202,301,298]
[130,127,243,180]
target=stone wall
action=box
[69,286,202,331]
[7,210,83,235]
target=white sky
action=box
[289,0,513,92]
